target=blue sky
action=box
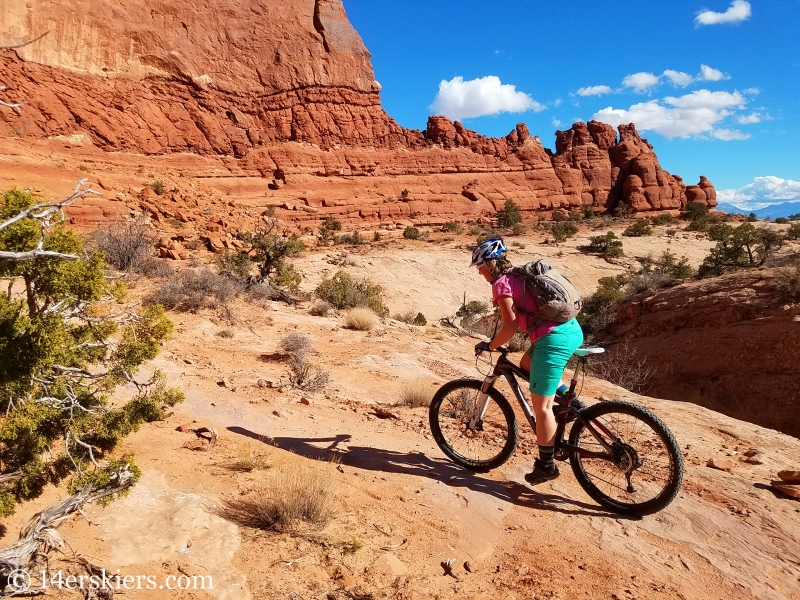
[343,0,800,209]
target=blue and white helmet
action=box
[470,237,507,267]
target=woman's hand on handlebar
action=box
[474,341,491,355]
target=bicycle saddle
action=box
[574,347,605,357]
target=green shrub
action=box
[496,199,522,228]
[510,222,526,236]
[587,232,624,257]
[273,263,302,292]
[583,206,595,219]
[551,221,579,242]
[215,250,252,280]
[403,226,421,240]
[687,216,710,231]
[151,180,165,196]
[613,204,631,218]
[623,219,653,237]
[774,217,789,224]
[241,227,305,285]
[318,217,342,246]
[627,251,693,295]
[788,213,800,221]
[787,223,800,240]
[315,270,389,316]
[748,213,758,222]
[336,231,368,245]
[456,299,490,318]
[166,217,184,229]
[373,231,382,241]
[650,213,675,226]
[443,221,464,234]
[577,274,628,335]
[681,201,709,221]
[778,265,800,299]
[401,189,410,199]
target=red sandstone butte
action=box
[0,0,715,223]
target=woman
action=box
[471,238,584,485]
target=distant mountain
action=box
[716,201,800,220]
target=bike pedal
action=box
[554,449,569,461]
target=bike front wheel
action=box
[568,400,684,516]
[429,378,518,472]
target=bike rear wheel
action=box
[568,400,684,516]
[429,379,518,472]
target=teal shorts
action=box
[525,319,584,396]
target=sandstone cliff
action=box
[0,0,716,222]
[599,269,800,437]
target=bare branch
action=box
[0,30,50,50]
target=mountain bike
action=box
[428,346,684,516]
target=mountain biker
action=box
[471,237,584,485]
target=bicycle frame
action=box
[471,351,618,461]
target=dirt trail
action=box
[3,235,799,600]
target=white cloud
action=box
[742,87,760,95]
[430,76,544,121]
[622,72,660,93]
[700,64,726,81]
[737,113,761,124]
[663,70,695,87]
[713,128,750,140]
[577,85,612,97]
[717,176,800,210]
[553,98,563,107]
[592,89,747,139]
[695,0,751,25]
[552,118,563,127]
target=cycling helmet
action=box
[470,237,507,267]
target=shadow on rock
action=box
[228,426,626,519]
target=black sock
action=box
[538,445,555,468]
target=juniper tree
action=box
[0,185,182,517]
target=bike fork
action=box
[468,376,498,429]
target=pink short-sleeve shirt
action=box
[492,273,558,342]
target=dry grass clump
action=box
[289,351,330,392]
[400,378,433,408]
[216,329,235,339]
[222,457,336,531]
[145,268,243,311]
[280,333,312,353]
[507,331,530,353]
[230,444,271,472]
[345,307,378,331]
[309,299,333,316]
[589,342,656,394]
[778,265,800,299]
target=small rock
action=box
[175,422,195,432]
[370,554,408,577]
[217,378,232,388]
[183,357,195,365]
[706,458,735,472]
[256,379,271,388]
[464,561,473,573]
[300,397,311,405]
[743,448,760,457]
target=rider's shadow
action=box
[227,426,627,518]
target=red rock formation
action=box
[599,270,800,437]
[1,0,716,224]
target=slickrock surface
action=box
[1,0,716,227]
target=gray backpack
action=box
[509,260,583,330]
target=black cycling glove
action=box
[474,341,491,355]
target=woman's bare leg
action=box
[530,393,557,446]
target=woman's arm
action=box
[489,296,519,351]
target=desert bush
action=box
[777,265,800,299]
[613,204,631,218]
[442,221,464,234]
[774,217,789,224]
[345,307,378,331]
[309,299,333,316]
[215,249,252,280]
[551,221,579,242]
[583,206,595,219]
[747,212,758,222]
[681,201,709,221]
[496,199,522,228]
[216,329,235,339]
[586,232,624,257]
[786,223,800,240]
[151,180,165,195]
[789,213,800,221]
[476,228,502,243]
[242,226,305,286]
[401,188,410,199]
[281,333,312,354]
[223,458,336,530]
[650,213,675,226]
[93,217,155,273]
[623,219,652,237]
[577,274,628,335]
[589,342,655,394]
[318,217,342,246]
[394,310,427,326]
[507,331,529,353]
[456,299,490,318]
[145,268,244,311]
[373,231,382,241]
[315,270,389,316]
[698,223,784,278]
[625,271,678,296]
[403,226,421,240]
[272,263,302,292]
[400,379,433,408]
[510,222,526,236]
[288,350,330,392]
